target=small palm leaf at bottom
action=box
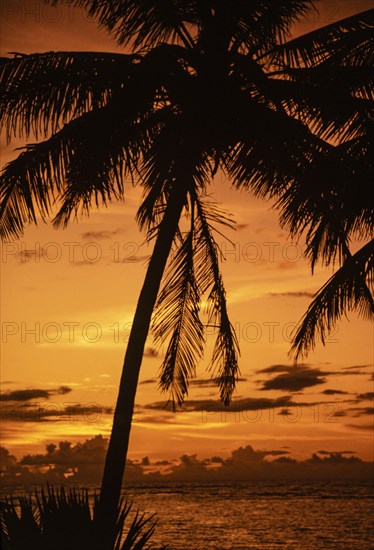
[0,485,166,550]
[290,238,374,360]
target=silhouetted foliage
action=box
[0,485,165,550]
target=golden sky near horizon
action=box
[0,0,373,468]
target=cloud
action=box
[189,377,247,388]
[0,386,72,402]
[145,395,296,413]
[1,438,373,484]
[258,364,371,378]
[139,378,157,385]
[316,450,356,456]
[332,410,347,417]
[144,393,354,415]
[256,365,307,374]
[81,230,120,240]
[17,249,42,262]
[356,392,374,401]
[257,365,326,392]
[306,452,363,464]
[268,291,314,298]
[140,377,248,389]
[345,423,373,431]
[123,254,151,264]
[136,413,192,426]
[20,436,108,467]
[0,403,112,422]
[342,365,371,371]
[230,445,289,463]
[347,407,374,417]
[322,389,349,395]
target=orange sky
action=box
[0,0,373,471]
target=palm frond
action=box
[153,222,205,409]
[50,0,197,49]
[51,0,315,55]
[281,65,374,101]
[194,195,240,406]
[267,75,373,143]
[151,192,239,408]
[276,135,374,269]
[0,142,60,241]
[0,106,131,239]
[272,9,374,68]
[225,0,314,56]
[225,98,329,199]
[291,239,374,360]
[0,51,138,141]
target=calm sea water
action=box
[122,480,374,549]
[3,481,373,548]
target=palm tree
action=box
[271,18,374,359]
[1,0,372,536]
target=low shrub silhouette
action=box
[0,485,166,550]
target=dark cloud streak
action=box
[0,386,72,402]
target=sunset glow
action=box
[1,0,373,492]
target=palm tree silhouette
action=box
[1,0,372,539]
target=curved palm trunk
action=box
[98,183,187,529]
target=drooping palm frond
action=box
[291,239,374,360]
[193,195,240,406]
[0,105,136,239]
[277,134,374,270]
[152,223,205,408]
[151,192,239,408]
[271,9,374,68]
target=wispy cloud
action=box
[347,407,374,417]
[346,423,374,431]
[81,229,121,240]
[356,392,374,401]
[342,365,372,371]
[322,389,349,395]
[145,395,306,413]
[139,378,157,385]
[0,403,112,422]
[0,386,72,402]
[190,377,247,388]
[267,291,314,298]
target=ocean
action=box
[122,480,374,549]
[2,480,373,548]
